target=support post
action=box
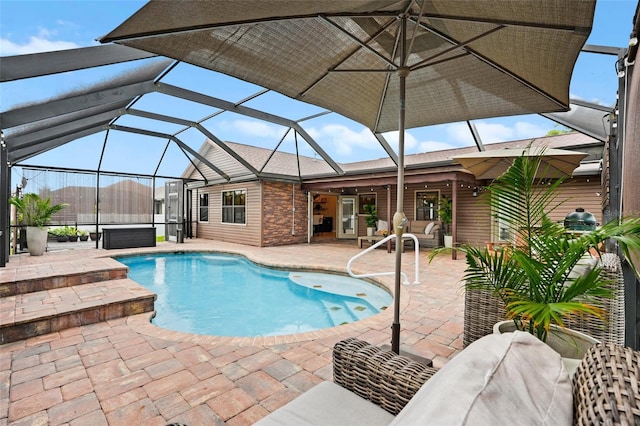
[0,132,9,267]
[391,14,409,355]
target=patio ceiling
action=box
[0,43,616,186]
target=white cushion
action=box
[424,221,435,235]
[390,331,573,426]
[255,381,394,426]
[568,253,598,280]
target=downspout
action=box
[452,179,458,260]
[291,184,296,235]
[308,191,312,243]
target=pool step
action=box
[0,279,156,344]
[344,301,374,321]
[321,300,355,326]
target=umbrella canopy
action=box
[101,0,595,354]
[100,0,594,133]
[453,147,589,180]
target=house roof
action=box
[184,131,603,187]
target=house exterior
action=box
[183,132,605,248]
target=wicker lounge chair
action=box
[257,336,640,425]
[463,252,625,348]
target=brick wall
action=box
[261,182,308,246]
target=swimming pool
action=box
[116,252,392,337]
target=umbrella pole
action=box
[391,15,409,355]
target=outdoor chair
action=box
[257,336,640,425]
[463,252,626,348]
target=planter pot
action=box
[26,226,48,256]
[89,232,102,241]
[494,320,599,376]
[56,235,69,242]
[79,235,89,241]
[367,227,375,237]
[68,235,79,242]
[444,235,453,248]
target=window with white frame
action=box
[222,189,246,224]
[199,193,209,222]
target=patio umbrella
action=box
[453,147,589,180]
[100,0,595,354]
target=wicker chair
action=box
[463,252,625,348]
[333,338,639,424]
[333,337,438,415]
[573,343,640,424]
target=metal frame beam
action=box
[108,124,229,181]
[158,83,344,175]
[0,44,158,82]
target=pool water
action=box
[116,252,392,337]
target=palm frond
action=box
[432,145,640,342]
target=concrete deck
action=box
[0,238,467,425]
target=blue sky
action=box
[1,0,638,178]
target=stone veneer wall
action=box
[261,182,308,246]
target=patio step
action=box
[0,264,128,298]
[0,279,156,344]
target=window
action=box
[199,193,209,222]
[222,189,246,224]
[154,200,163,215]
[415,191,439,220]
[358,194,376,214]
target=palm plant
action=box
[437,196,452,235]
[10,193,67,228]
[363,203,378,228]
[432,149,640,342]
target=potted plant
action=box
[438,196,453,247]
[430,149,640,364]
[363,204,378,236]
[78,229,89,241]
[66,226,79,242]
[50,227,69,242]
[9,193,68,256]
[90,230,102,241]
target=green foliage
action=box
[49,227,66,237]
[438,197,452,235]
[438,197,452,225]
[430,147,640,342]
[363,203,378,228]
[9,193,68,228]
[546,125,572,136]
[50,226,76,237]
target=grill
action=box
[564,207,597,231]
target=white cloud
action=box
[307,124,380,157]
[512,122,547,139]
[445,123,478,144]
[0,34,80,55]
[380,130,418,152]
[218,119,285,139]
[445,121,548,145]
[570,91,605,106]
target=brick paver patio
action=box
[0,239,467,425]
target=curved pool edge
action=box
[126,305,397,348]
[109,246,412,346]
